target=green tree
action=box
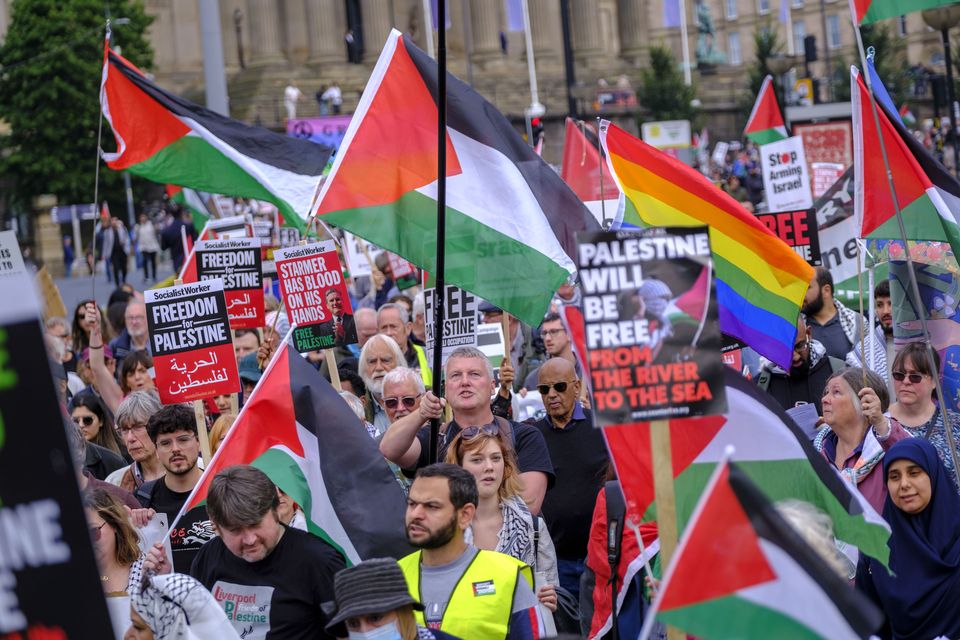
[0,0,153,214]
[637,45,698,124]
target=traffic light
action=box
[804,35,817,63]
[530,117,544,147]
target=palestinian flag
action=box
[647,459,883,638]
[174,342,411,564]
[852,66,960,262]
[603,368,891,566]
[560,117,621,227]
[166,185,212,230]
[744,76,788,145]
[853,0,957,24]
[101,47,332,232]
[311,30,600,326]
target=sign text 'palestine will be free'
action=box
[577,227,726,422]
[146,279,241,404]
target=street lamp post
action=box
[923,6,960,175]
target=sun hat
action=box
[325,558,424,632]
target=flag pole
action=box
[849,1,960,485]
[649,419,684,640]
[92,22,110,303]
[428,0,449,464]
[597,118,610,230]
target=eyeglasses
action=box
[892,371,926,384]
[537,381,576,395]
[384,395,420,410]
[541,328,566,337]
[156,434,197,450]
[116,422,147,436]
[72,415,96,427]
[89,521,108,541]
[793,340,809,352]
[460,424,502,440]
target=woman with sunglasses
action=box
[84,488,145,638]
[72,299,112,355]
[445,426,560,618]
[886,343,960,492]
[85,303,153,415]
[71,390,127,458]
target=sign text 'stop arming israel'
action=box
[760,136,814,212]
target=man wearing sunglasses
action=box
[381,347,554,513]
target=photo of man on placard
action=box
[318,288,357,346]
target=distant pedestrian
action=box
[134,213,160,282]
[284,81,303,121]
[63,235,75,278]
[322,84,343,115]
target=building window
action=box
[793,21,806,55]
[792,0,803,7]
[827,14,841,49]
[729,31,742,65]
[726,0,737,20]
[898,16,908,37]
[758,0,770,15]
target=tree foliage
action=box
[747,24,785,108]
[0,0,153,213]
[637,45,698,124]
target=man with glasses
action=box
[380,346,554,513]
[109,300,151,363]
[756,316,845,417]
[106,390,165,492]
[135,404,215,573]
[382,367,425,423]
[522,312,581,392]
[531,358,607,601]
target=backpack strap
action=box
[531,513,540,572]
[494,416,516,446]
[134,478,160,508]
[605,480,626,639]
[756,368,771,391]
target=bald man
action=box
[532,358,608,601]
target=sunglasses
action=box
[892,371,926,384]
[89,521,108,541]
[460,424,502,440]
[72,415,96,427]
[384,395,420,410]
[537,381,576,395]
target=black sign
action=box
[755,208,822,266]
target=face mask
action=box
[348,620,402,640]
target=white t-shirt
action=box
[321,86,342,106]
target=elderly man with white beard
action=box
[358,333,405,436]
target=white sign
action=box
[711,141,729,167]
[207,215,250,239]
[0,231,26,277]
[760,136,814,212]
[342,231,383,278]
[641,120,692,149]
[424,285,479,367]
[810,162,846,199]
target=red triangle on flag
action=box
[659,462,776,611]
[560,118,619,203]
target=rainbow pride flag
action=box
[600,121,813,369]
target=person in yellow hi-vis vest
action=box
[399,464,542,640]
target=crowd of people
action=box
[39,216,960,640]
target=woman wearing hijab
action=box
[126,573,240,640]
[855,439,960,639]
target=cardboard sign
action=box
[145,279,241,404]
[275,241,355,352]
[577,227,726,422]
[424,285,479,367]
[195,238,264,328]
[711,141,729,167]
[0,231,26,277]
[755,208,821,265]
[0,272,114,638]
[760,136,814,212]
[342,231,383,279]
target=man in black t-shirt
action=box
[380,346,554,513]
[136,404,214,573]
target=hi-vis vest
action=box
[398,549,533,640]
[412,342,433,387]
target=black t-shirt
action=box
[145,478,215,574]
[191,526,345,640]
[407,419,555,488]
[533,406,609,560]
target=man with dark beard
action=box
[846,280,895,393]
[398,464,540,640]
[756,316,845,418]
[802,266,864,360]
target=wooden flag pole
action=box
[650,418,684,640]
[326,350,342,392]
[174,276,213,462]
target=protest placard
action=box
[275,241,355,352]
[755,208,821,265]
[146,279,241,404]
[0,231,26,277]
[0,272,114,638]
[424,285,478,366]
[811,162,846,199]
[760,135,814,212]
[342,231,383,278]
[195,238,264,328]
[388,252,420,290]
[207,214,250,239]
[577,227,726,422]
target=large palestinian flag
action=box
[560,117,622,228]
[311,30,600,326]
[647,460,883,638]
[744,75,788,145]
[174,342,411,564]
[603,368,891,565]
[101,47,331,231]
[853,66,960,262]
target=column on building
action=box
[306,0,344,64]
[617,0,645,64]
[360,0,394,60]
[246,0,286,64]
[529,0,561,62]
[570,0,603,65]
[470,0,502,64]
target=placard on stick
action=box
[577,227,726,423]
[424,285,479,367]
[275,241,356,353]
[760,135,814,212]
[195,238,264,328]
[0,230,26,277]
[146,279,241,404]
[0,272,114,638]
[755,208,821,266]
